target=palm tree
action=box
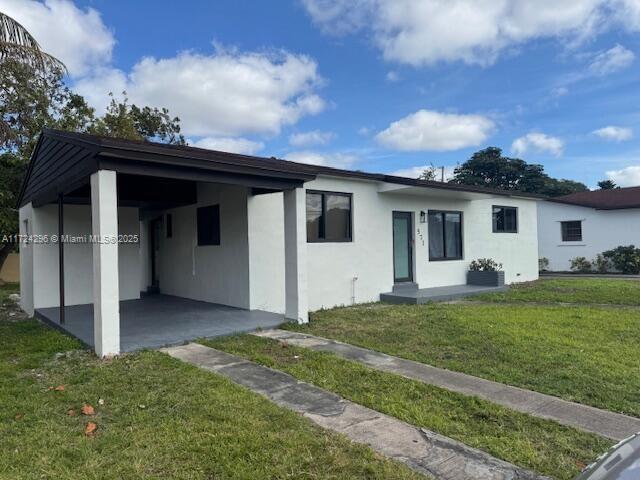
[0,11,66,73]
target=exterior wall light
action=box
[420,210,426,223]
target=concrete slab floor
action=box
[163,343,546,480]
[36,294,284,352]
[255,329,640,441]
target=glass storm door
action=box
[393,212,413,283]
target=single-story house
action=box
[537,186,640,271]
[18,129,540,357]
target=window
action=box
[166,214,173,238]
[561,221,582,242]
[306,191,352,242]
[197,205,220,246]
[428,211,463,260]
[492,206,518,233]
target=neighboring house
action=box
[537,186,640,271]
[18,129,540,357]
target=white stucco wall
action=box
[155,183,251,309]
[19,203,141,310]
[301,176,539,310]
[537,201,640,271]
[19,203,34,316]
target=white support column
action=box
[91,170,120,357]
[283,188,308,323]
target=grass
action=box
[472,278,640,305]
[285,302,640,417]
[0,292,423,479]
[204,334,611,480]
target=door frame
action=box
[149,217,162,289]
[392,211,414,283]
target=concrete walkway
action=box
[254,329,640,441]
[163,343,546,480]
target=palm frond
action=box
[0,12,66,73]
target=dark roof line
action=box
[35,129,545,200]
[547,185,640,210]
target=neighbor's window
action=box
[428,211,463,260]
[166,213,173,238]
[561,220,582,242]
[197,205,220,246]
[492,206,518,233]
[306,191,352,242]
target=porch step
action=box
[391,282,419,293]
[381,284,508,304]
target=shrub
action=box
[469,258,503,272]
[570,257,592,273]
[593,254,612,273]
[602,245,640,274]
[538,257,550,272]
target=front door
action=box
[392,211,413,283]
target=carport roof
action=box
[18,129,545,208]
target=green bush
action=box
[469,258,503,272]
[569,257,592,273]
[602,245,640,274]
[592,254,611,273]
[538,257,550,272]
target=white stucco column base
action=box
[91,170,120,357]
[283,188,308,324]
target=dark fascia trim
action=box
[547,198,640,210]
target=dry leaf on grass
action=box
[84,422,98,436]
[47,385,65,392]
[67,409,77,417]
[81,404,95,416]
[14,413,24,420]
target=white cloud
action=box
[0,0,114,76]
[375,109,495,151]
[191,137,264,155]
[74,47,325,138]
[589,44,635,75]
[511,132,564,157]
[302,0,640,66]
[285,150,359,169]
[592,125,633,141]
[289,130,335,147]
[386,71,400,82]
[390,165,456,181]
[606,165,640,187]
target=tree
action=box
[450,147,588,196]
[597,180,617,190]
[418,164,437,181]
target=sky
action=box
[2,0,640,188]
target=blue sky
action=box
[4,0,640,187]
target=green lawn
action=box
[0,297,422,478]
[472,278,640,305]
[205,334,611,480]
[286,302,640,417]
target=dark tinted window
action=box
[306,191,352,242]
[197,205,220,246]
[428,211,463,260]
[561,221,582,242]
[492,206,518,233]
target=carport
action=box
[18,129,315,356]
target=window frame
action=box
[561,220,583,242]
[196,204,221,246]
[492,205,518,233]
[428,210,464,261]
[306,190,353,243]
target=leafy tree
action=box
[597,180,617,190]
[418,164,437,181]
[0,64,185,271]
[450,147,588,196]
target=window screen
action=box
[561,221,582,242]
